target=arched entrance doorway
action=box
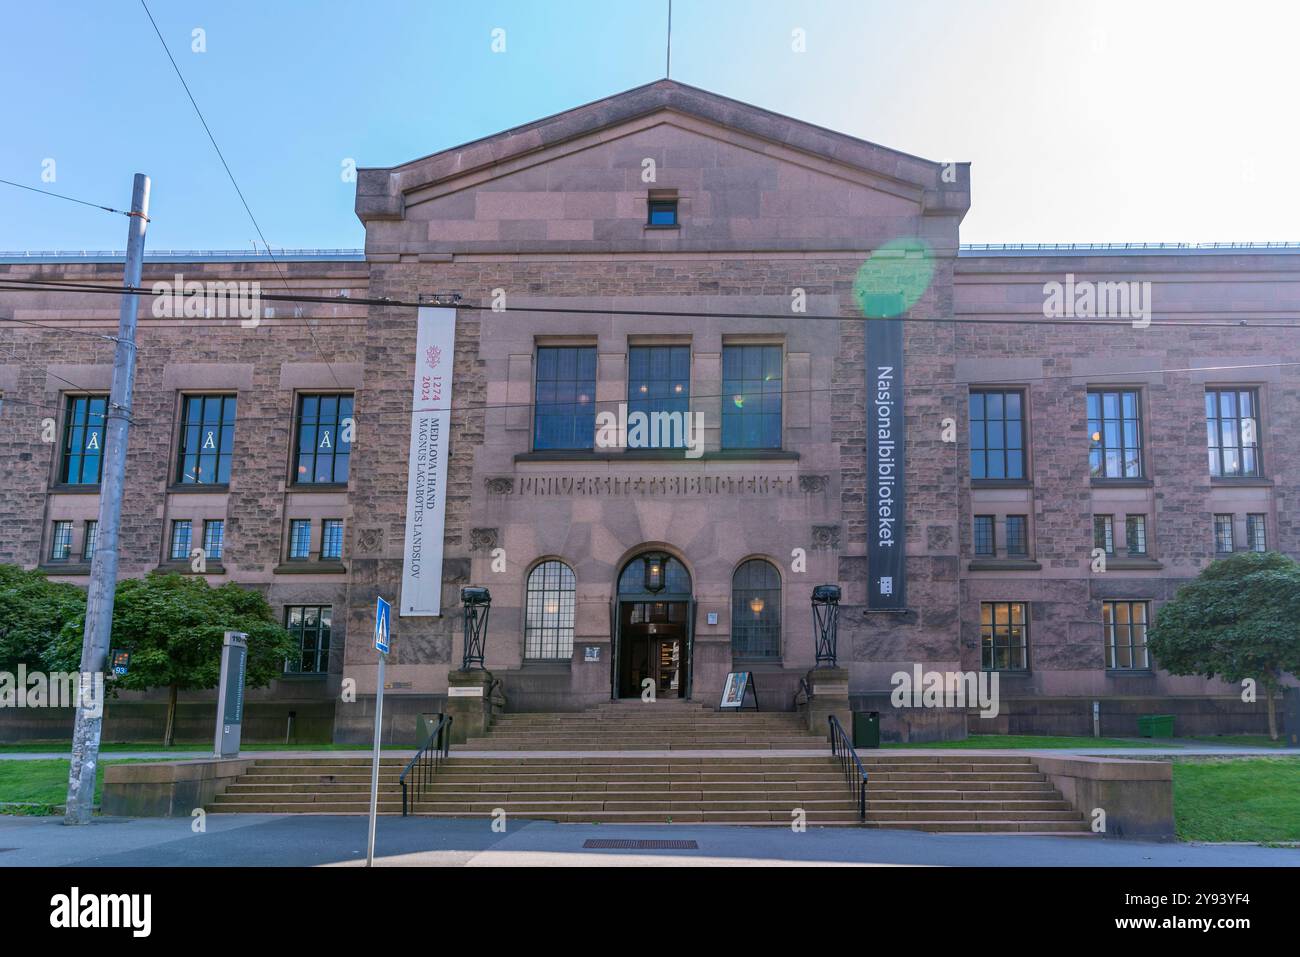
[612,551,694,699]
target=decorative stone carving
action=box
[799,474,829,493]
[485,477,514,495]
[811,524,841,550]
[470,527,499,551]
[355,527,384,555]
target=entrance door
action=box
[616,600,687,698]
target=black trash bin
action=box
[853,711,881,749]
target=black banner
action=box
[866,315,906,609]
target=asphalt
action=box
[0,814,1296,867]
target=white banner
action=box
[400,306,456,616]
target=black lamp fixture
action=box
[811,584,841,667]
[460,586,492,671]
[643,553,667,594]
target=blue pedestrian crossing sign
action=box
[374,596,392,654]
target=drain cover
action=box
[583,839,698,850]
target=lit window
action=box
[533,347,596,451]
[731,560,781,659]
[524,561,576,659]
[981,602,1028,671]
[627,345,690,449]
[1088,390,1143,479]
[1104,601,1149,670]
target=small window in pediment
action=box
[647,190,679,228]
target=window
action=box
[981,602,1028,671]
[721,344,782,450]
[1087,390,1143,479]
[60,394,108,485]
[524,561,576,659]
[321,519,344,560]
[293,394,353,484]
[1093,515,1115,554]
[203,520,224,561]
[82,520,98,561]
[647,197,678,226]
[1104,601,1149,670]
[533,346,596,451]
[1005,515,1029,557]
[1247,514,1267,552]
[1206,388,1260,477]
[288,520,312,560]
[627,345,690,448]
[973,515,995,556]
[285,606,331,674]
[969,390,1025,480]
[1125,515,1148,556]
[731,559,781,659]
[177,394,237,484]
[50,521,73,561]
[170,520,192,561]
[1214,514,1234,554]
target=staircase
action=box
[462,699,825,750]
[208,751,1092,833]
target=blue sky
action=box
[1,0,1296,251]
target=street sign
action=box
[367,596,391,867]
[374,596,391,654]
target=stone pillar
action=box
[445,670,499,745]
[804,666,851,740]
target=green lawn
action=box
[1173,757,1300,843]
[0,759,103,813]
[1184,735,1290,749]
[0,742,403,753]
[882,734,1164,750]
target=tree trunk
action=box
[1264,683,1278,741]
[163,683,178,747]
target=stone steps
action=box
[208,754,1092,833]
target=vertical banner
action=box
[866,315,906,609]
[400,306,457,616]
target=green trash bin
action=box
[853,711,881,749]
[1137,714,1175,738]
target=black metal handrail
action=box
[399,713,452,816]
[828,714,868,823]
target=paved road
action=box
[0,814,1296,867]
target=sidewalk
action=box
[0,813,1296,867]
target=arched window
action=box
[525,560,576,659]
[731,559,781,659]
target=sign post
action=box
[367,597,391,868]
[213,632,248,758]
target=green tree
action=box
[1147,551,1300,740]
[53,572,297,745]
[0,564,87,673]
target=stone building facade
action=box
[0,81,1296,742]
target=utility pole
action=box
[64,173,149,825]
